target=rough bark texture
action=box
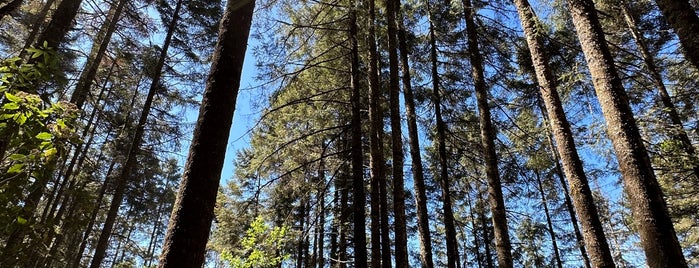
[620,1,699,179]
[461,0,513,267]
[347,0,368,266]
[654,0,699,69]
[512,0,616,266]
[566,0,688,266]
[70,0,127,109]
[385,0,409,264]
[157,0,255,266]
[396,1,434,267]
[426,6,459,268]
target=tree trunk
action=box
[534,171,563,268]
[511,0,616,266]
[366,0,385,266]
[34,0,83,51]
[89,1,183,267]
[156,0,255,266]
[540,106,592,268]
[21,0,56,53]
[425,4,459,267]
[566,0,688,266]
[396,0,434,266]
[653,0,699,69]
[347,0,368,266]
[460,0,513,266]
[70,0,127,109]
[619,0,699,179]
[385,0,408,265]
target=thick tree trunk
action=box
[653,0,699,69]
[619,1,699,179]
[396,1,434,267]
[21,0,56,53]
[70,0,127,109]
[347,0,368,266]
[425,5,459,268]
[460,0,513,267]
[566,0,688,266]
[511,0,616,266]
[34,0,83,50]
[157,0,255,266]
[89,1,183,267]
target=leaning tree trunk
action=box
[33,0,82,52]
[461,0,513,267]
[89,1,184,267]
[511,0,616,266]
[425,4,459,267]
[347,0,368,266]
[396,0,434,266]
[157,0,256,266]
[70,0,127,109]
[619,0,699,179]
[566,0,688,266]
[653,0,699,70]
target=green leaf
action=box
[2,102,19,110]
[8,154,26,161]
[36,132,52,140]
[7,163,24,173]
[44,148,57,158]
[17,216,27,225]
[5,92,20,102]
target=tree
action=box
[510,0,615,266]
[566,0,688,266]
[653,0,699,69]
[158,0,256,266]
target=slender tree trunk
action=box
[540,105,592,268]
[70,0,127,109]
[465,193,483,268]
[89,1,183,267]
[566,0,688,266]
[461,0,513,266]
[425,4,459,267]
[396,1,434,266]
[347,0,368,266]
[477,188,494,268]
[158,0,256,266]
[297,202,307,268]
[366,0,385,265]
[511,0,616,266]
[653,0,699,69]
[533,171,563,268]
[619,0,699,179]
[385,0,408,265]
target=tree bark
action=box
[396,0,434,266]
[347,0,368,266]
[566,0,688,266]
[34,0,83,51]
[511,0,616,266]
[157,0,255,266]
[619,0,699,179]
[460,0,513,266]
[0,0,23,22]
[653,0,699,69]
[385,0,408,265]
[534,171,563,268]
